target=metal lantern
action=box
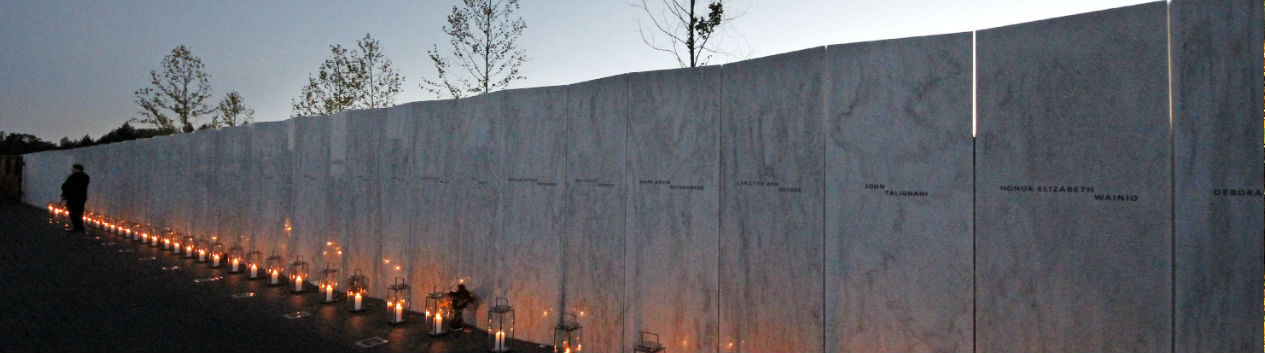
[347,269,368,312]
[195,237,210,263]
[289,256,309,293]
[488,297,515,352]
[146,226,159,247]
[245,250,263,279]
[182,235,197,258]
[209,241,225,267]
[227,245,245,273]
[265,253,285,285]
[386,277,411,325]
[319,265,340,303]
[553,312,582,353]
[632,331,665,353]
[162,228,175,250]
[424,288,450,335]
[168,232,180,254]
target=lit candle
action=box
[249,264,258,279]
[294,275,303,292]
[198,249,206,262]
[270,269,279,285]
[354,292,363,311]
[325,285,334,302]
[495,330,505,351]
[433,311,443,334]
[231,258,240,272]
[212,254,221,266]
[395,302,404,323]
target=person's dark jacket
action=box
[61,171,90,203]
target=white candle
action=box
[433,311,443,334]
[231,259,240,272]
[198,250,206,261]
[495,330,505,351]
[394,302,404,323]
[294,275,303,292]
[270,269,279,285]
[325,285,334,302]
[354,293,363,311]
[249,264,258,279]
[212,254,221,267]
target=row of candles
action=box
[47,203,594,353]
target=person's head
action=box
[72,164,84,173]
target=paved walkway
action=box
[0,201,551,353]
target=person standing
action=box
[61,164,90,232]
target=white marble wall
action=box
[825,33,974,353]
[247,121,291,255]
[409,99,461,304]
[500,86,567,344]
[563,76,628,353]
[975,3,1171,352]
[454,92,505,330]
[625,66,721,353]
[18,3,1262,351]
[380,104,417,303]
[338,110,387,297]
[1171,1,1265,352]
[720,47,826,353]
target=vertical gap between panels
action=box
[970,30,979,353]
[1165,3,1176,353]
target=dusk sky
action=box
[1,0,1151,141]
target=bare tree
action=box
[421,0,528,99]
[634,0,741,68]
[133,45,215,133]
[213,91,254,127]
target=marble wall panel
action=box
[337,111,384,296]
[22,150,68,208]
[824,33,973,353]
[215,127,250,247]
[454,92,504,330]
[1171,1,1265,352]
[247,121,291,254]
[975,3,1171,352]
[379,106,415,302]
[172,133,196,233]
[408,100,460,306]
[500,86,567,344]
[342,109,388,297]
[190,130,216,236]
[290,116,334,262]
[624,66,721,353]
[562,76,627,353]
[719,47,826,353]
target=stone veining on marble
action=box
[825,33,974,353]
[1170,1,1265,352]
[975,3,1171,352]
[719,47,825,353]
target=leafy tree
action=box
[133,45,215,133]
[634,0,740,67]
[421,0,528,99]
[213,91,255,127]
[0,131,57,154]
[356,34,404,108]
[292,33,404,117]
